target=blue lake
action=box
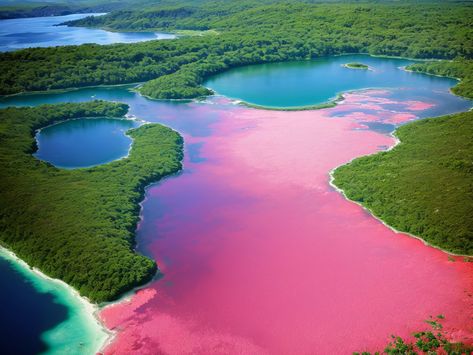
[35,118,137,169]
[0,13,176,52]
[205,55,462,108]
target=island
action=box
[0,101,183,302]
[343,62,370,70]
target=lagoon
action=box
[204,55,461,109]
[0,13,175,52]
[35,118,137,169]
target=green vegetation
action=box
[332,110,473,255]
[1,1,472,99]
[0,0,140,19]
[344,62,369,70]
[0,101,183,302]
[354,316,473,354]
[407,59,473,99]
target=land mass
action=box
[344,62,369,70]
[0,100,183,302]
[0,1,472,100]
[0,0,127,19]
[333,109,473,255]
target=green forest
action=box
[0,1,472,99]
[0,101,183,302]
[355,316,472,354]
[332,110,473,255]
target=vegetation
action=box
[0,1,472,99]
[0,101,183,302]
[333,110,473,255]
[407,59,473,99]
[0,1,120,19]
[344,62,369,70]
[354,316,473,355]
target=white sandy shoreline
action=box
[0,246,113,354]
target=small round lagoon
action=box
[35,118,138,169]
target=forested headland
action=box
[0,1,472,100]
[332,109,473,255]
[407,59,473,100]
[0,101,183,302]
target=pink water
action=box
[100,91,473,354]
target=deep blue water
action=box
[0,13,176,51]
[0,256,68,354]
[35,118,137,169]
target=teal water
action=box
[0,249,108,355]
[204,54,461,108]
[35,118,138,169]
[0,54,471,354]
[0,13,176,52]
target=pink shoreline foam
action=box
[100,92,473,354]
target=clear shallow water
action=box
[0,56,472,354]
[205,55,462,108]
[0,249,107,355]
[35,118,137,169]
[0,13,176,52]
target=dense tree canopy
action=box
[333,110,473,255]
[0,1,472,99]
[0,101,183,302]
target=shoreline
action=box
[33,116,140,170]
[328,69,472,258]
[0,246,113,354]
[0,82,141,100]
[96,168,185,354]
[341,63,372,71]
[0,54,457,103]
[328,128,472,259]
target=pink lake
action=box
[100,91,473,354]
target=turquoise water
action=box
[204,54,461,108]
[0,54,471,354]
[0,13,176,52]
[0,249,108,355]
[35,118,137,169]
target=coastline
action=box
[0,246,112,354]
[328,63,473,258]
[33,116,141,170]
[0,54,451,102]
[0,82,141,100]
[328,129,472,259]
[0,102,184,353]
[341,63,372,71]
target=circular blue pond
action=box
[34,118,138,169]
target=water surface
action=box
[35,118,137,169]
[0,13,175,52]
[0,249,107,355]
[205,55,462,108]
